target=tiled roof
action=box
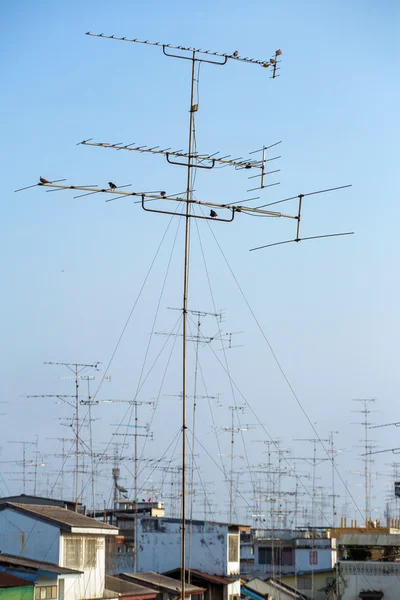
[121,573,204,595]
[164,568,232,586]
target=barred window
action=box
[228,534,239,562]
[64,537,83,569]
[85,538,97,568]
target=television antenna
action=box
[15,31,355,599]
[27,361,100,510]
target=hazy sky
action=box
[1,0,399,527]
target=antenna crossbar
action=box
[85,32,282,72]
[79,139,281,171]
[19,182,298,220]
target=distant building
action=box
[241,528,336,577]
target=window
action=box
[258,547,281,565]
[309,550,318,565]
[282,547,293,566]
[228,534,239,562]
[85,538,97,568]
[298,577,312,590]
[64,537,83,569]
[35,587,57,600]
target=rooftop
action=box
[105,576,157,598]
[140,516,249,531]
[0,573,34,588]
[0,553,81,575]
[121,573,205,595]
[0,494,81,509]
[0,503,118,534]
[164,568,233,586]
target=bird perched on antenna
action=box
[160,191,166,197]
[233,51,239,57]
[39,176,50,184]
[108,181,117,189]
[210,209,218,218]
[276,49,282,56]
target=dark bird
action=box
[233,51,239,57]
[39,176,50,184]
[160,191,166,197]
[210,209,218,218]
[108,181,117,189]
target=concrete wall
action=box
[136,518,239,577]
[59,534,105,600]
[0,509,60,564]
[295,547,336,571]
[336,561,400,599]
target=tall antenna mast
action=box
[216,404,250,522]
[15,30,355,599]
[29,361,99,510]
[110,398,154,571]
[352,398,376,526]
[6,440,36,494]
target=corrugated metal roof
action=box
[0,553,81,575]
[0,573,34,588]
[0,503,117,532]
[105,576,157,597]
[121,573,204,595]
[164,568,232,586]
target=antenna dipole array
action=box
[28,361,100,511]
[16,28,356,597]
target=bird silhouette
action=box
[39,177,50,184]
[233,51,239,57]
[108,181,117,189]
[210,209,218,218]
[160,191,166,197]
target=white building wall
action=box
[295,547,336,572]
[136,519,239,577]
[0,508,60,564]
[227,580,241,599]
[337,561,400,599]
[59,534,105,600]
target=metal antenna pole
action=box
[108,398,153,571]
[16,31,356,596]
[38,361,100,510]
[352,398,376,526]
[75,364,79,510]
[180,51,197,596]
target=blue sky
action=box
[1,0,400,525]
